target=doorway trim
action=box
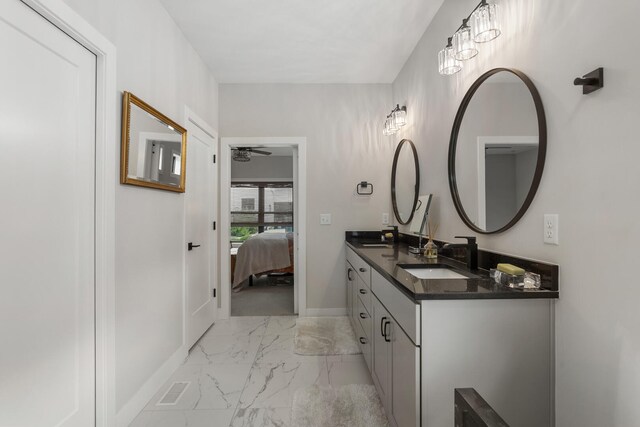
[20,0,118,426]
[220,137,307,319]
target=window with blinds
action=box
[230,182,294,242]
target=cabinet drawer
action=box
[355,315,372,369]
[356,275,372,315]
[372,268,421,345]
[346,247,371,287]
[356,296,372,341]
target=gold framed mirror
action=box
[120,91,187,193]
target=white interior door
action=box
[0,1,97,426]
[185,120,217,348]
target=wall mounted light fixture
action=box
[438,0,501,76]
[383,104,407,136]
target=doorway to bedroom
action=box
[220,138,307,319]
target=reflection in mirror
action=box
[409,194,433,235]
[121,92,187,192]
[391,139,420,225]
[449,69,546,233]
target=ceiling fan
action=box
[232,147,272,162]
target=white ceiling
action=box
[158,0,444,83]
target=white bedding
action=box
[232,232,292,290]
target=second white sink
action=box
[404,268,467,280]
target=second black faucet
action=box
[442,236,478,270]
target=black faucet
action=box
[382,225,399,243]
[442,236,478,270]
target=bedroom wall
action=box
[231,155,293,180]
[220,84,394,311]
[62,0,218,423]
[391,0,640,425]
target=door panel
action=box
[372,297,391,408]
[0,1,96,425]
[185,123,217,348]
[346,263,354,321]
[391,321,420,427]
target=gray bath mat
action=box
[291,384,389,427]
[294,317,361,355]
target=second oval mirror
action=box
[449,68,546,234]
[391,139,420,224]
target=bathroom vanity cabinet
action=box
[345,243,556,427]
[347,247,420,427]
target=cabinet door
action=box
[346,263,354,320]
[352,273,359,327]
[390,321,420,427]
[372,297,391,409]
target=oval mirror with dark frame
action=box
[391,139,420,225]
[121,91,188,193]
[448,68,547,234]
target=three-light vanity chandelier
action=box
[383,104,407,136]
[438,0,501,76]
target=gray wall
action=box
[220,84,394,311]
[485,154,517,231]
[63,0,218,417]
[515,148,537,208]
[391,0,640,425]
[231,155,293,180]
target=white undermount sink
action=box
[403,267,467,280]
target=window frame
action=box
[230,181,294,233]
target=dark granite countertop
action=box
[346,238,560,301]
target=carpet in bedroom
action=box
[231,275,294,316]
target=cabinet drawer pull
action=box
[359,267,367,273]
[359,289,367,294]
[347,268,354,281]
[359,337,367,344]
[359,313,368,319]
[380,316,387,337]
[383,320,391,342]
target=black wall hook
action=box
[574,67,603,94]
[356,181,373,195]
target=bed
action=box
[232,231,294,291]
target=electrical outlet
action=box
[543,214,559,245]
[382,213,389,225]
[320,213,332,225]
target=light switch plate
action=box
[544,214,559,245]
[320,213,332,225]
[382,213,389,225]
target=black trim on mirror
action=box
[448,68,547,234]
[391,139,420,225]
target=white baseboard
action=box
[304,308,347,317]
[116,346,188,427]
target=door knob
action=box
[188,242,201,251]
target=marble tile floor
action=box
[130,316,373,427]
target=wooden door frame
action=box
[219,137,308,319]
[183,106,218,348]
[19,1,118,426]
